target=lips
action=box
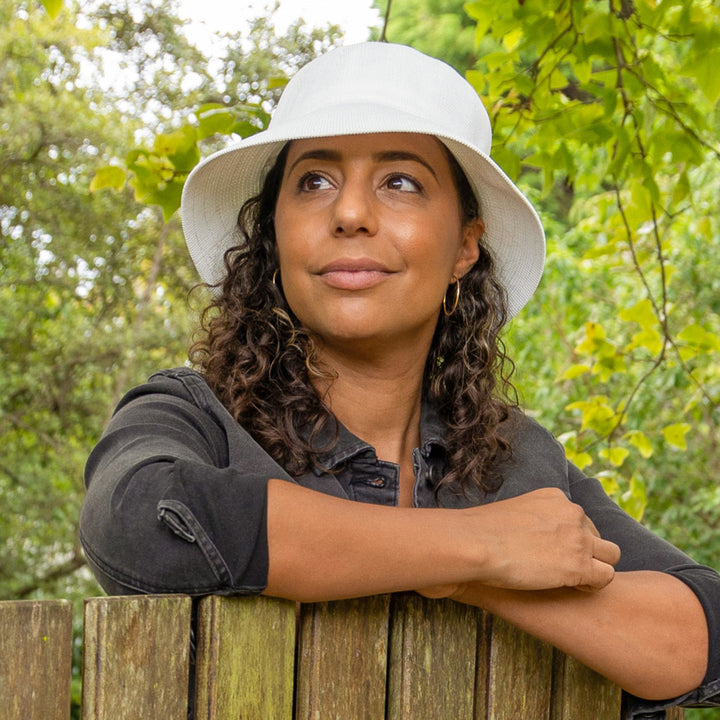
[317,258,394,290]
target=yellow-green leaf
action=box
[597,471,620,497]
[566,396,617,435]
[629,328,663,356]
[593,354,626,382]
[266,76,289,90]
[90,166,126,193]
[502,28,522,51]
[620,475,647,521]
[624,430,653,459]
[600,446,629,467]
[465,70,487,95]
[619,298,656,330]
[561,364,590,380]
[687,49,720,105]
[566,448,593,470]
[662,423,691,450]
[41,0,63,18]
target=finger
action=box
[592,537,621,566]
[582,557,616,590]
[416,583,459,599]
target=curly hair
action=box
[190,141,518,494]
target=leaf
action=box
[619,476,647,521]
[574,322,617,359]
[624,430,653,459]
[686,48,720,105]
[593,353,626,382]
[597,471,620,497]
[197,107,237,140]
[581,10,609,44]
[41,0,63,19]
[266,76,289,90]
[566,448,593,470]
[502,28,522,51]
[565,396,618,435]
[619,298,656,330]
[465,69,486,95]
[562,363,590,380]
[89,166,126,193]
[153,126,199,172]
[662,423,691,450]
[600,446,630,467]
[629,328,663,356]
[489,146,521,181]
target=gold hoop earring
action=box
[272,269,279,286]
[443,277,460,317]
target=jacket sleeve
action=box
[567,462,720,717]
[80,369,293,596]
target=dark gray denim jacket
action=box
[80,368,720,718]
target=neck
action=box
[314,342,427,465]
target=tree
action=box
[0,0,341,603]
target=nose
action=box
[331,177,378,237]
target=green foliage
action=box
[461,0,720,526]
[0,0,340,606]
[380,0,720,571]
[373,0,477,70]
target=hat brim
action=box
[181,103,545,319]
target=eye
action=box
[299,172,333,192]
[384,174,422,193]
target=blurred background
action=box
[1,0,719,715]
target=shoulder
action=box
[500,408,567,465]
[106,367,238,456]
[490,409,570,501]
[116,367,216,410]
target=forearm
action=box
[264,479,482,601]
[451,570,708,700]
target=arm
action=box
[442,571,707,700]
[80,370,278,595]
[421,464,717,701]
[264,483,619,602]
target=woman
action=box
[81,43,720,714]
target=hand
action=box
[446,488,621,593]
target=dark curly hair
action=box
[190,141,518,494]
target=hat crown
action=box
[271,43,492,154]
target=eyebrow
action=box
[286,148,439,180]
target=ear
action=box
[453,217,484,279]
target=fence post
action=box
[81,594,192,720]
[386,593,485,720]
[0,599,73,720]
[295,594,391,719]
[193,594,296,720]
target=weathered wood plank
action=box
[387,593,481,720]
[193,594,296,720]
[82,595,192,720]
[0,599,73,720]
[550,650,621,720]
[473,605,493,720]
[486,616,554,720]
[296,595,390,720]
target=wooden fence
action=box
[0,592,684,719]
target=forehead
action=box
[283,132,454,173]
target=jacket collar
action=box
[311,401,447,475]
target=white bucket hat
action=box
[181,42,545,318]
